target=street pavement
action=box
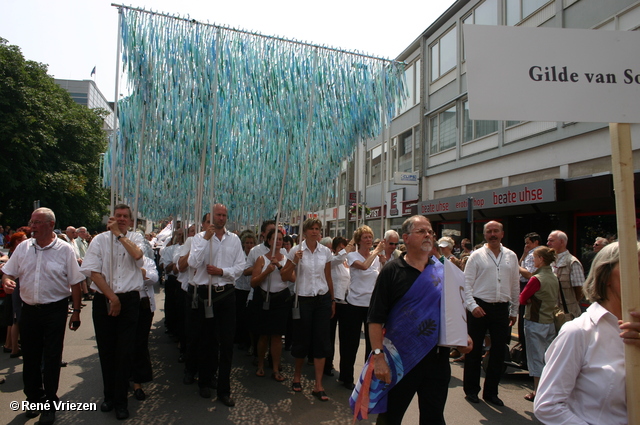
[0,285,542,424]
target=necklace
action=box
[488,249,503,282]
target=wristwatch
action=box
[116,234,125,240]
[372,348,383,356]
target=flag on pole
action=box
[90,66,96,77]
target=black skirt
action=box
[254,287,292,336]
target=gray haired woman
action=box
[534,242,640,424]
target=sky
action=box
[1,0,455,102]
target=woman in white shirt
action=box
[534,242,640,424]
[251,229,293,382]
[338,225,385,390]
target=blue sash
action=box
[350,259,443,419]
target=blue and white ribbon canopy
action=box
[106,4,407,226]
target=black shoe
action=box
[483,395,504,407]
[3,346,11,353]
[343,382,355,390]
[40,408,56,425]
[183,374,195,385]
[134,388,146,400]
[60,360,68,367]
[199,387,212,398]
[10,351,22,358]
[25,409,40,418]
[218,395,235,407]
[100,400,114,412]
[115,407,129,420]
[465,394,480,404]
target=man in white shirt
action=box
[381,229,402,265]
[2,207,84,425]
[463,221,519,407]
[187,204,244,407]
[80,204,145,420]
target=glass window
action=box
[390,137,398,176]
[399,131,413,172]
[506,120,522,127]
[475,0,498,25]
[414,125,421,172]
[370,145,382,185]
[463,101,497,142]
[440,27,457,75]
[507,0,549,25]
[430,106,457,153]
[430,26,457,81]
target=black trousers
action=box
[463,298,510,398]
[186,285,236,397]
[234,288,251,347]
[377,346,451,425]
[291,293,331,359]
[326,302,347,371]
[132,299,153,384]
[338,303,371,385]
[175,288,187,354]
[164,275,179,334]
[20,298,68,403]
[93,291,140,409]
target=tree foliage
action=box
[0,37,109,231]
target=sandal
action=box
[312,390,329,402]
[255,369,265,377]
[271,372,285,382]
[291,382,302,392]
[524,392,535,402]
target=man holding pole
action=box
[187,204,244,407]
[80,204,145,420]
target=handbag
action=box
[553,280,573,332]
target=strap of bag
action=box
[558,279,569,314]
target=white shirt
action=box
[257,255,289,293]
[188,229,244,287]
[246,243,269,269]
[331,249,350,302]
[346,251,380,307]
[161,244,180,276]
[287,241,332,297]
[62,235,81,259]
[140,256,158,312]
[3,237,85,305]
[534,303,626,425]
[235,252,252,291]
[175,237,192,291]
[464,244,520,317]
[80,230,145,294]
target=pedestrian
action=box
[1,207,84,425]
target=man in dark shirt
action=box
[368,215,471,425]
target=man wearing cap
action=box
[2,207,84,425]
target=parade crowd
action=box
[0,204,639,425]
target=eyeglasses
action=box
[388,242,398,246]
[409,228,435,237]
[28,220,47,226]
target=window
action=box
[463,101,497,142]
[390,137,398,176]
[398,59,421,115]
[462,0,498,60]
[368,145,383,185]
[413,126,421,172]
[430,106,457,153]
[430,26,457,81]
[506,0,549,26]
[506,120,522,127]
[398,130,413,172]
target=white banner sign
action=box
[394,171,418,185]
[464,25,640,123]
[439,259,468,347]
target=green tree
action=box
[0,37,109,230]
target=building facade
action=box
[315,0,640,260]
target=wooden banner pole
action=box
[609,122,640,425]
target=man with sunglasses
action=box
[380,230,402,266]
